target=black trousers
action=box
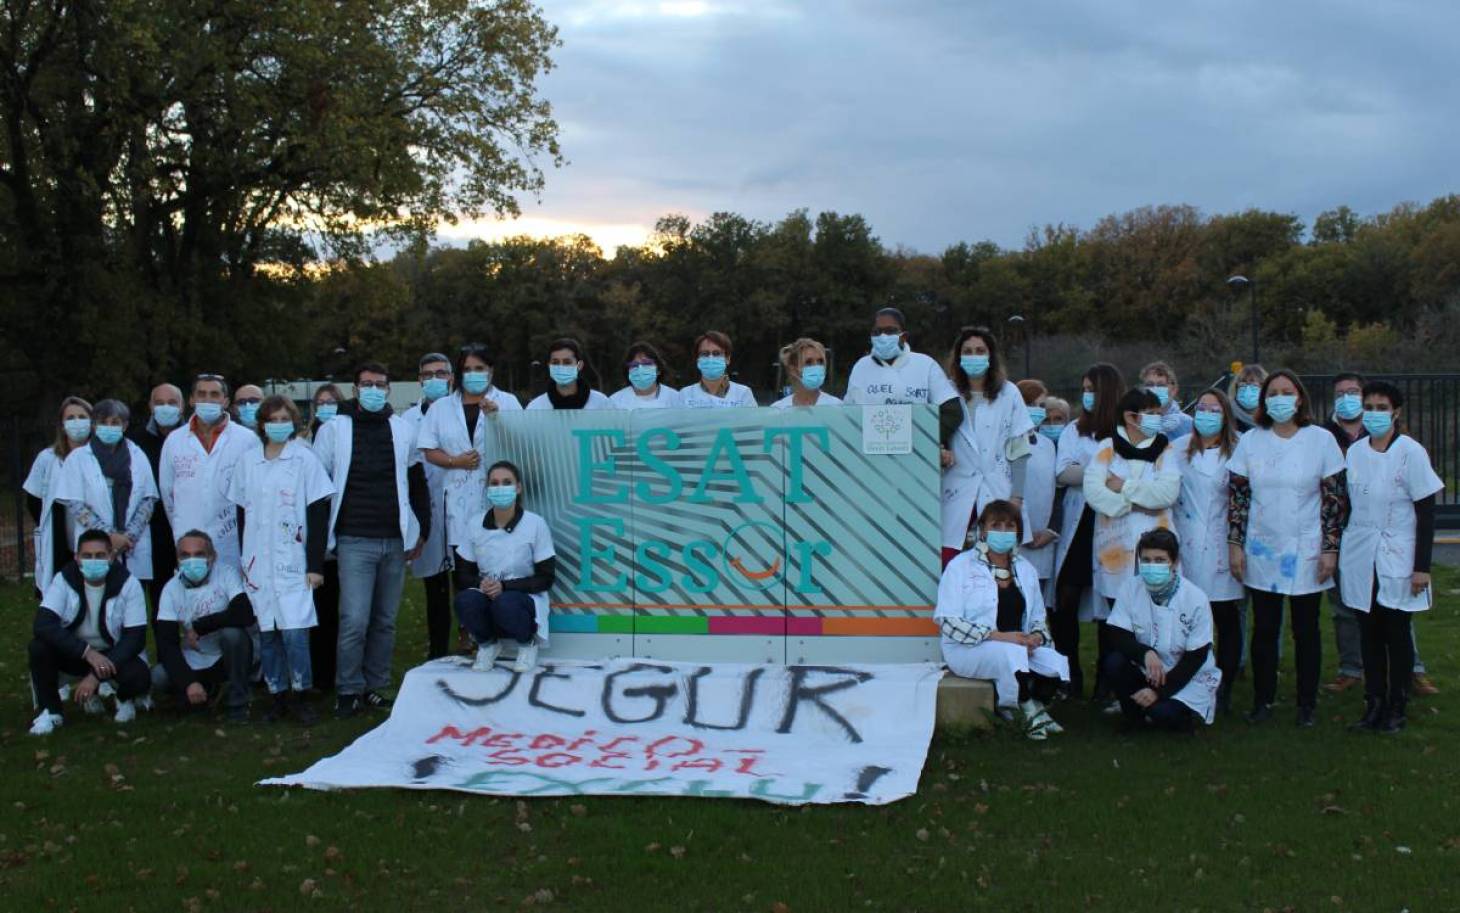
[1249,589,1322,710]
[310,561,340,692]
[152,627,255,709]
[1101,651,1195,731]
[1053,508,1096,696]
[1359,604,1414,704]
[29,639,150,715]
[1016,671,1060,704]
[1211,599,1242,700]
[421,570,453,660]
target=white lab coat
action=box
[1227,426,1344,596]
[1053,425,1100,620]
[770,391,843,409]
[935,550,1069,707]
[159,420,260,569]
[1170,443,1243,602]
[1107,575,1221,724]
[1340,435,1444,612]
[311,411,424,551]
[415,390,524,551]
[1081,431,1181,601]
[679,381,756,408]
[400,402,448,578]
[55,441,160,581]
[939,381,1035,550]
[156,564,257,669]
[526,389,614,410]
[455,509,557,646]
[227,439,335,630]
[609,385,684,409]
[1020,433,1058,579]
[22,449,69,588]
[40,568,149,657]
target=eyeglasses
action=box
[234,397,262,405]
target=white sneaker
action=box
[1101,700,1122,716]
[472,642,501,672]
[113,699,136,724]
[512,643,539,673]
[98,680,116,699]
[57,683,72,702]
[29,710,63,735]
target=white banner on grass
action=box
[262,658,944,805]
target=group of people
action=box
[20,310,1444,743]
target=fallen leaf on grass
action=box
[645,842,661,853]
[569,804,587,817]
[669,845,686,859]
[300,878,318,895]
[305,835,320,847]
[915,829,930,842]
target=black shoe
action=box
[1349,696,1384,732]
[362,690,393,711]
[225,705,250,725]
[1216,691,1233,716]
[292,697,319,726]
[263,693,290,723]
[1379,698,1407,734]
[1245,704,1273,724]
[1296,706,1316,728]
[334,694,362,719]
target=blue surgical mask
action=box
[799,364,827,391]
[1361,410,1393,437]
[486,484,518,509]
[1265,394,1298,424]
[960,355,990,378]
[1027,406,1047,427]
[1081,391,1096,412]
[628,364,659,391]
[63,417,92,443]
[237,402,260,427]
[1139,562,1173,590]
[461,372,490,396]
[194,402,223,424]
[95,425,124,446]
[423,377,451,400]
[985,530,1018,554]
[1147,385,1171,407]
[871,334,902,360]
[152,404,181,428]
[1193,411,1224,437]
[358,387,388,412]
[315,403,338,422]
[80,558,110,582]
[697,355,728,381]
[1236,384,1260,411]
[1040,423,1066,442]
[549,364,579,387]
[1137,413,1163,438]
[179,556,210,585]
[264,421,294,443]
[1334,392,1362,420]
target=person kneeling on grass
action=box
[453,461,556,673]
[152,530,258,724]
[1101,528,1222,732]
[935,499,1069,739]
[29,529,151,735]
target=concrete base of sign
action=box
[935,676,996,730]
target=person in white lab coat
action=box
[56,399,159,587]
[1102,528,1222,731]
[1014,381,1060,590]
[936,500,1068,738]
[308,383,343,439]
[453,461,557,673]
[527,337,613,410]
[23,396,92,597]
[610,341,684,409]
[680,330,757,408]
[1339,380,1444,733]
[938,326,1034,567]
[771,337,843,409]
[1227,369,1347,727]
[158,374,260,570]
[403,351,456,658]
[1051,362,1125,699]
[1169,389,1243,713]
[228,396,334,723]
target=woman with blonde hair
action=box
[772,338,841,408]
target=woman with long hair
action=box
[23,397,93,594]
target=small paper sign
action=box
[862,404,913,455]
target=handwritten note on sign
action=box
[262,658,943,805]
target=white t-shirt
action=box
[1106,575,1221,724]
[1340,435,1445,612]
[842,349,959,405]
[455,508,557,646]
[1226,425,1345,595]
[526,389,614,411]
[77,583,108,650]
[770,391,842,409]
[679,381,756,408]
[156,564,250,670]
[609,385,684,410]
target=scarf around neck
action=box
[89,435,132,529]
[548,383,591,410]
[1114,427,1168,463]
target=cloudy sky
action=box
[442,0,1460,254]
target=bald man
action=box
[233,384,264,430]
[129,382,185,614]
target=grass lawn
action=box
[2,569,1458,913]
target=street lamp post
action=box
[1006,314,1029,377]
[1226,275,1259,365]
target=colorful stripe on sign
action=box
[548,607,936,637]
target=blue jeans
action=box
[335,536,407,695]
[455,588,537,645]
[260,628,313,694]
